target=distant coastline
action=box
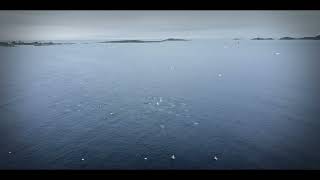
[249,35,320,40]
[0,41,75,47]
[99,38,190,43]
[279,35,320,40]
[251,37,274,40]
[0,38,190,47]
[1,35,320,48]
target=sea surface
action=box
[0,40,320,169]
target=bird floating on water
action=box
[213,156,218,161]
[171,155,176,160]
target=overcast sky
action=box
[0,11,319,41]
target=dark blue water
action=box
[1,40,320,169]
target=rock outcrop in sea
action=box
[100,38,190,43]
[279,35,320,40]
[251,37,274,40]
[0,41,75,47]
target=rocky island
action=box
[100,38,189,43]
[0,42,15,47]
[0,41,75,47]
[279,35,320,40]
[251,37,274,40]
[279,37,296,40]
[164,38,189,41]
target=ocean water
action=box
[0,40,320,169]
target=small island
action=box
[164,38,189,41]
[100,38,190,43]
[279,35,320,40]
[0,42,15,47]
[279,37,296,40]
[0,41,75,47]
[251,37,274,40]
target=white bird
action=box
[81,158,85,161]
[8,152,12,154]
[171,155,176,160]
[213,156,218,161]
[156,102,160,106]
[193,122,199,125]
[275,52,280,55]
[110,112,114,115]
[144,157,148,160]
[218,74,222,77]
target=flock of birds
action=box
[140,154,217,161]
[5,41,284,167]
[141,154,217,161]
[7,152,219,162]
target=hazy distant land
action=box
[99,38,190,43]
[251,37,274,40]
[2,35,320,47]
[0,38,190,47]
[0,41,75,47]
[279,35,320,40]
[250,35,320,40]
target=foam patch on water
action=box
[143,96,191,117]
